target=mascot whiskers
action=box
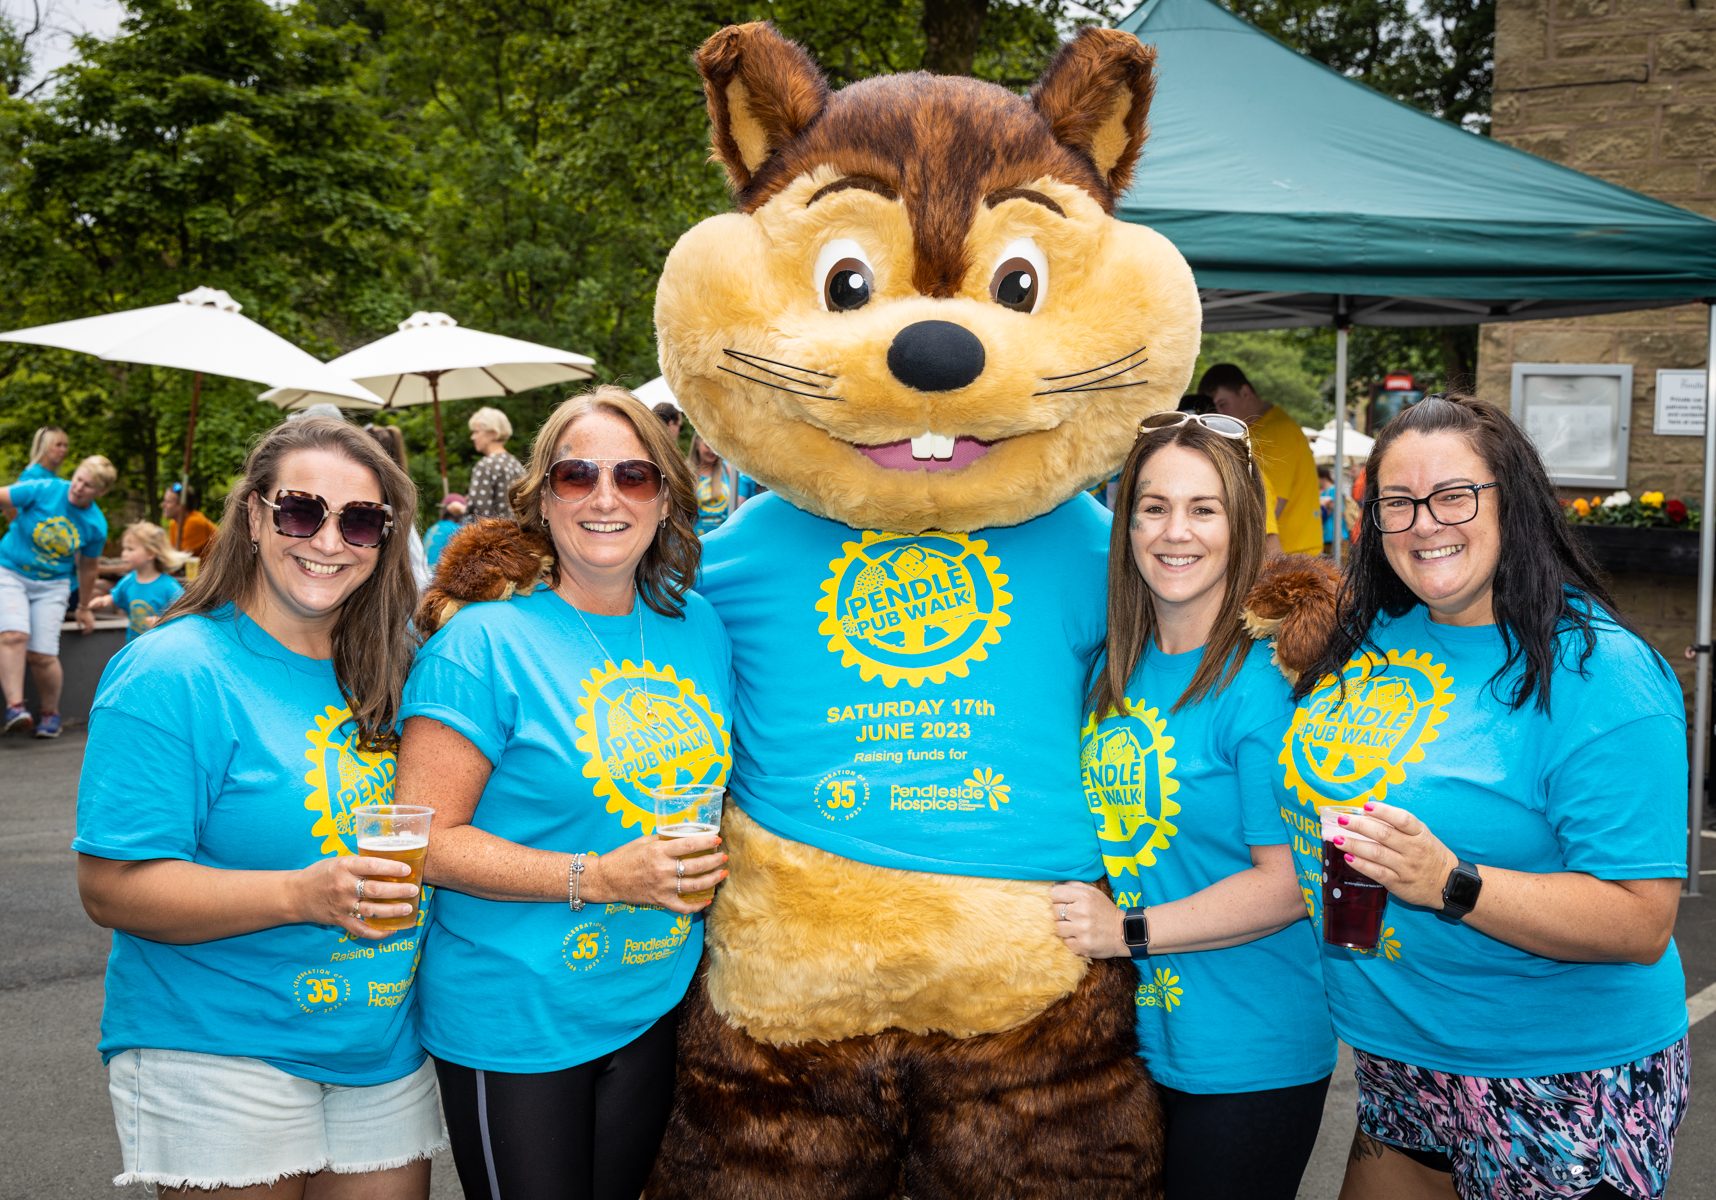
[644,22,1201,1200]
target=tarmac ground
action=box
[4,728,1713,1199]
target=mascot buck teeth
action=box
[643,21,1201,1200]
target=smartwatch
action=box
[1440,859,1483,921]
[1122,907,1151,959]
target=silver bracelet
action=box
[568,852,587,912]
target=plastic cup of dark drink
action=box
[1319,804,1386,950]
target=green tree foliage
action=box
[0,0,413,529]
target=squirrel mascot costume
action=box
[648,22,1196,1200]
[424,19,1250,1200]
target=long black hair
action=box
[1295,393,1622,714]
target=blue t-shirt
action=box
[699,493,1109,880]
[0,477,108,580]
[109,571,183,640]
[1084,642,1335,1092]
[73,605,425,1085]
[400,586,733,1071]
[1276,601,1688,1076]
[423,519,459,570]
[695,475,733,536]
[19,462,56,482]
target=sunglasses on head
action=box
[547,457,664,504]
[259,490,393,548]
[1137,410,1253,455]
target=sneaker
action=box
[3,705,31,735]
[33,712,61,739]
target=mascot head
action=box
[655,22,1200,534]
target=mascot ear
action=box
[1030,28,1158,201]
[695,22,830,192]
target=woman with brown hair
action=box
[1052,411,1335,1200]
[73,416,444,1196]
[396,384,733,1200]
[366,422,430,591]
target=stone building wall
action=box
[1481,0,1716,712]
[1480,0,1716,502]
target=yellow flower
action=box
[1641,491,1664,508]
[965,767,1011,810]
[1572,498,1590,516]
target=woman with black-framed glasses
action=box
[395,385,734,1200]
[1287,393,1689,1200]
[73,417,446,1196]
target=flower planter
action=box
[1572,525,1701,577]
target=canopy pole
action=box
[175,370,203,548]
[1331,305,1350,569]
[1689,303,1715,898]
[429,372,450,496]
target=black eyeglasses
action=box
[547,458,664,503]
[1138,410,1252,457]
[259,490,394,547]
[1368,483,1498,534]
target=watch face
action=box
[1445,868,1481,911]
[1123,910,1149,947]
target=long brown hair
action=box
[1088,422,1268,719]
[510,385,701,618]
[163,417,419,749]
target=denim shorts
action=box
[1355,1038,1690,1200]
[107,1048,446,1190]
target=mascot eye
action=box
[825,259,874,311]
[814,238,876,313]
[988,238,1048,314]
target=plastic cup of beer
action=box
[183,556,200,581]
[650,784,724,905]
[352,804,432,932]
[1319,804,1387,950]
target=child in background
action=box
[423,493,467,571]
[90,522,187,640]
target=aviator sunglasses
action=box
[259,490,394,548]
[547,457,665,504]
[1137,410,1253,456]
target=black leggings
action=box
[1158,1075,1331,1200]
[435,1007,679,1200]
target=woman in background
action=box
[21,426,69,481]
[466,405,526,524]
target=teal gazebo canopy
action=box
[1116,0,1716,330]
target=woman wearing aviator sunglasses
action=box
[396,385,733,1200]
[1051,410,1335,1199]
[1288,394,1689,1200]
[73,417,446,1197]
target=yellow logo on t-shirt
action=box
[1280,649,1454,811]
[31,515,81,560]
[817,531,1011,688]
[1081,702,1180,876]
[573,660,731,831]
[302,705,397,855]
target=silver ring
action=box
[675,878,683,897]
[1057,904,1069,922]
[676,860,686,879]
[350,905,362,919]
[355,877,367,904]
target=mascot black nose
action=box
[887,321,986,392]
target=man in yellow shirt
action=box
[1198,364,1322,556]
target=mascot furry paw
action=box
[645,22,1201,1200]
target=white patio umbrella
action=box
[0,286,382,499]
[263,311,596,492]
[1306,421,1375,464]
[633,376,681,411]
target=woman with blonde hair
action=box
[74,417,444,1196]
[88,521,189,640]
[688,433,738,535]
[397,384,733,1200]
[466,404,526,522]
[1052,411,1334,1199]
[21,426,69,481]
[0,453,115,737]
